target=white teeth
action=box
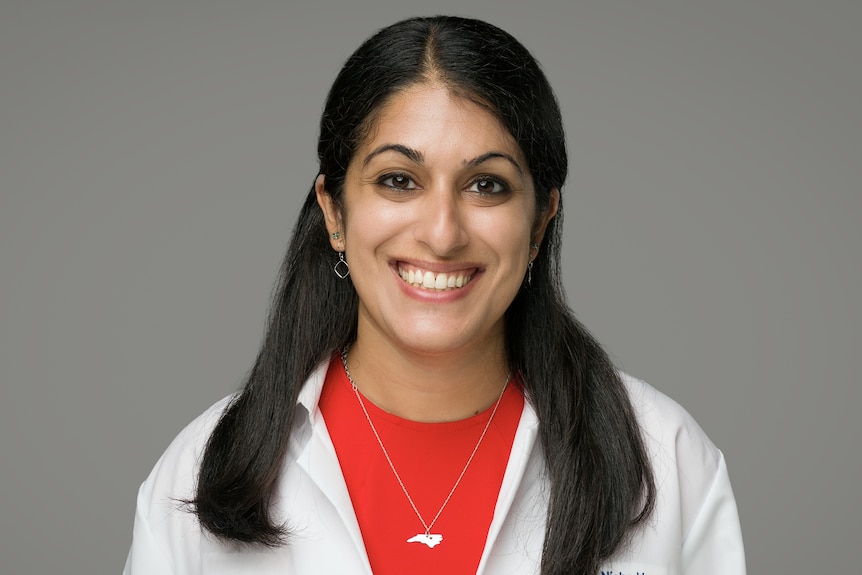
[398,266,473,291]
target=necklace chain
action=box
[340,345,510,540]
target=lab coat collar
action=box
[295,360,329,420]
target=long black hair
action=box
[192,15,655,574]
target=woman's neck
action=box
[344,334,510,423]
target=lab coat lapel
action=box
[293,364,374,574]
[476,400,544,574]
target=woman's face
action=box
[317,83,557,358]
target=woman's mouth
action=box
[397,264,476,291]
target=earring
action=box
[525,242,539,287]
[334,251,350,279]
[331,231,341,240]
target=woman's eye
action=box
[468,177,507,195]
[380,174,416,190]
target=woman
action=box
[124,16,745,575]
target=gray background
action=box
[1,0,859,573]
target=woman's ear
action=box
[315,174,344,250]
[532,188,560,247]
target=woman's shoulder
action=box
[618,372,735,539]
[619,371,721,465]
[124,395,239,573]
[136,394,237,508]
[615,374,746,570]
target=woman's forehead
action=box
[355,83,526,168]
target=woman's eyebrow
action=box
[363,144,424,166]
[362,145,523,176]
[464,151,523,175]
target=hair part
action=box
[191,15,655,573]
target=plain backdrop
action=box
[1,1,859,573]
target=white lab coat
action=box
[124,364,746,574]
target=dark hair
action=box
[192,15,655,574]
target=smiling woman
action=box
[124,16,746,575]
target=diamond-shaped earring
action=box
[334,252,350,279]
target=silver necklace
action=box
[340,345,510,549]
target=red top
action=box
[319,356,524,574]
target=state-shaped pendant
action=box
[407,533,443,548]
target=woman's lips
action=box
[396,263,477,291]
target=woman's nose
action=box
[412,187,469,256]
